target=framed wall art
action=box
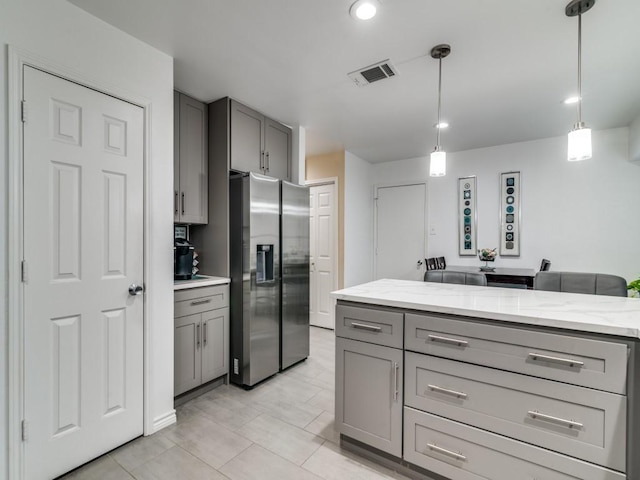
[458,176,477,256]
[499,171,520,256]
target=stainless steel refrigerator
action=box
[229,172,309,388]
[280,180,310,371]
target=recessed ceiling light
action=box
[350,0,379,20]
[564,96,580,104]
[435,122,449,129]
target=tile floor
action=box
[61,327,411,480]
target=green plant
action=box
[628,278,640,297]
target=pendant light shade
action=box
[568,123,592,161]
[430,148,446,177]
[429,44,450,177]
[566,0,595,161]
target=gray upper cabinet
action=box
[174,91,208,224]
[230,100,264,175]
[229,99,291,181]
[264,117,291,180]
[174,92,180,223]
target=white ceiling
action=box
[69,0,640,163]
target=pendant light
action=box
[430,44,451,177]
[566,0,595,161]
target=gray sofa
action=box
[424,270,488,286]
[534,271,627,297]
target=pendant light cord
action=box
[436,56,442,148]
[577,12,582,125]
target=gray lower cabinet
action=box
[174,313,202,395]
[335,300,637,480]
[174,285,229,396]
[335,337,403,457]
[174,91,208,224]
[335,304,404,457]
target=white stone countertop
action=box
[331,279,640,339]
[174,275,230,291]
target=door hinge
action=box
[21,260,28,283]
[21,100,27,123]
[21,420,29,441]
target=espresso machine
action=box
[174,239,195,280]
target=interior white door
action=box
[22,66,144,479]
[309,183,337,329]
[375,183,427,281]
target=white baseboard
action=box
[150,410,177,434]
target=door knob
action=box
[417,259,423,269]
[128,284,144,296]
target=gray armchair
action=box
[425,270,487,286]
[534,272,627,297]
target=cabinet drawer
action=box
[405,352,626,471]
[405,312,628,394]
[404,407,625,480]
[175,284,229,317]
[336,304,403,348]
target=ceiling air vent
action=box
[348,60,398,87]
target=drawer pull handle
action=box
[527,410,583,429]
[427,334,468,347]
[426,443,467,461]
[528,353,584,368]
[191,299,212,306]
[427,384,468,399]
[351,322,382,332]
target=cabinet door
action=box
[178,94,208,224]
[201,307,229,384]
[335,337,403,457]
[173,91,180,222]
[174,313,202,396]
[264,117,291,181]
[230,100,264,174]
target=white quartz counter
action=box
[331,279,640,338]
[173,275,230,291]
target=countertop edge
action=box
[174,276,230,290]
[332,282,640,339]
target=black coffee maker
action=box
[174,239,195,280]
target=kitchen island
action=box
[331,279,640,480]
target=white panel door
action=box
[23,66,144,479]
[309,183,337,329]
[375,183,427,281]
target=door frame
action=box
[305,177,339,328]
[7,46,153,479]
[373,181,428,280]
